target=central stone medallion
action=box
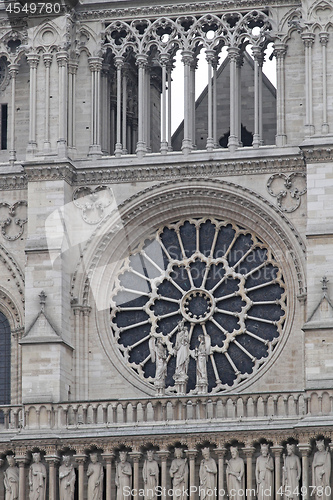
[181,289,215,323]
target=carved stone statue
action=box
[4,455,19,500]
[199,447,217,500]
[226,446,245,500]
[87,453,103,500]
[312,440,331,500]
[195,334,209,393]
[256,444,274,500]
[143,450,159,500]
[29,452,46,500]
[169,448,188,500]
[283,444,301,499]
[149,338,167,395]
[59,455,76,500]
[173,320,190,393]
[116,451,132,500]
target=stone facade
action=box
[0,0,332,498]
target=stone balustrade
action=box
[0,389,332,433]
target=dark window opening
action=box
[1,103,8,150]
[219,124,253,148]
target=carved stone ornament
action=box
[73,185,115,224]
[267,173,306,213]
[110,217,287,394]
[0,201,27,241]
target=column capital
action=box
[56,51,69,66]
[205,48,216,64]
[82,305,92,317]
[45,454,61,465]
[271,445,284,456]
[159,53,169,66]
[136,53,148,68]
[68,61,79,74]
[43,53,53,67]
[227,46,240,61]
[181,50,193,66]
[15,455,29,465]
[273,42,287,59]
[101,452,115,463]
[215,447,227,458]
[156,450,169,461]
[319,31,329,45]
[242,446,255,457]
[26,53,40,68]
[88,56,103,72]
[114,55,124,68]
[74,454,87,464]
[298,444,311,455]
[185,449,197,459]
[129,451,142,463]
[301,32,315,47]
[8,63,19,76]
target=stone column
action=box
[301,32,315,137]
[43,53,52,153]
[68,59,78,152]
[181,50,193,155]
[114,55,124,156]
[45,453,60,500]
[157,450,169,500]
[26,53,39,157]
[15,453,29,500]
[206,49,215,152]
[319,32,329,134]
[136,53,148,158]
[88,56,103,158]
[212,56,218,148]
[74,453,87,500]
[102,451,114,500]
[243,447,255,499]
[122,64,128,154]
[8,62,19,164]
[129,451,141,500]
[145,65,151,152]
[101,62,111,154]
[167,61,173,151]
[274,42,287,146]
[82,306,91,400]
[56,51,69,157]
[227,47,239,151]
[271,445,283,500]
[216,448,226,500]
[236,53,243,146]
[185,449,197,500]
[298,444,311,500]
[252,46,261,148]
[160,54,169,154]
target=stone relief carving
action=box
[255,444,274,500]
[195,334,210,394]
[87,453,103,500]
[149,338,167,396]
[0,201,27,241]
[142,450,159,500]
[282,444,301,500]
[29,452,46,500]
[226,447,245,500]
[312,439,331,500]
[199,448,217,500]
[173,320,190,395]
[115,451,132,500]
[4,455,19,500]
[267,173,306,213]
[169,448,188,500]
[59,455,76,500]
[73,185,115,224]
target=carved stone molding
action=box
[23,163,76,184]
[0,243,25,303]
[77,0,298,22]
[301,146,333,163]
[73,185,115,225]
[0,174,27,191]
[267,173,306,213]
[0,201,27,241]
[74,155,306,185]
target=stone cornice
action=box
[75,153,305,185]
[23,162,76,184]
[77,0,300,21]
[0,173,27,190]
[300,142,333,163]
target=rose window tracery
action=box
[110,218,286,394]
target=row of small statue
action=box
[2,441,330,500]
[150,321,210,394]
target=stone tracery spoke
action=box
[110,218,286,393]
